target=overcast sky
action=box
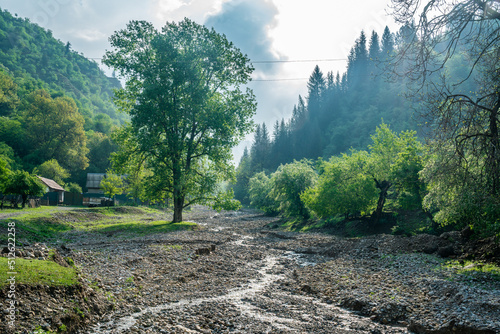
[0,0,399,162]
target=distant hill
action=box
[0,8,124,125]
[0,8,124,188]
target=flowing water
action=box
[89,231,408,333]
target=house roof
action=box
[37,176,65,192]
[86,173,106,189]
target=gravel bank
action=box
[2,207,499,333]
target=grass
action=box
[0,206,198,245]
[0,257,78,287]
[88,220,197,237]
[442,260,500,281]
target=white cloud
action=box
[154,0,230,23]
[73,29,107,42]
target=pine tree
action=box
[233,147,252,204]
[347,31,369,90]
[250,123,271,172]
[307,65,326,119]
[368,31,381,61]
[381,26,394,59]
[271,119,290,169]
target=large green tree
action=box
[270,160,317,219]
[23,90,89,172]
[103,19,256,222]
[100,172,124,201]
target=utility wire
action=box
[253,58,347,63]
[250,78,309,82]
[91,57,348,82]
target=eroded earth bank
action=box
[2,207,500,333]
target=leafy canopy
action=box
[33,159,70,186]
[3,170,45,208]
[100,172,124,199]
[302,151,377,218]
[103,19,256,222]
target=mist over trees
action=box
[234,25,415,200]
[236,12,500,238]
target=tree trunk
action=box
[373,179,391,221]
[172,155,184,223]
[21,195,27,209]
[488,99,499,195]
[173,193,184,223]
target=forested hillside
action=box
[241,27,416,175]
[235,20,499,239]
[234,27,417,201]
[0,8,123,190]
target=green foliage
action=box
[269,160,317,219]
[65,182,82,194]
[23,90,89,172]
[3,170,45,207]
[212,188,242,212]
[0,150,12,193]
[248,172,278,215]
[303,151,377,218]
[104,18,256,222]
[232,147,252,204]
[236,26,419,206]
[442,260,500,281]
[0,141,16,169]
[0,9,124,189]
[0,9,122,122]
[367,123,426,216]
[100,172,124,199]
[0,69,19,116]
[33,159,70,186]
[421,145,500,237]
[368,122,403,181]
[303,123,425,220]
[390,130,425,210]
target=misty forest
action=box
[0,1,500,333]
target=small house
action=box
[37,176,65,205]
[86,173,106,194]
[84,173,109,207]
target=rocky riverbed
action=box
[2,207,500,333]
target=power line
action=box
[91,56,348,82]
[250,78,309,82]
[253,58,347,64]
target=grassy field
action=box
[0,206,197,287]
[0,206,198,245]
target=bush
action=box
[270,160,317,219]
[248,172,278,214]
[302,151,377,219]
